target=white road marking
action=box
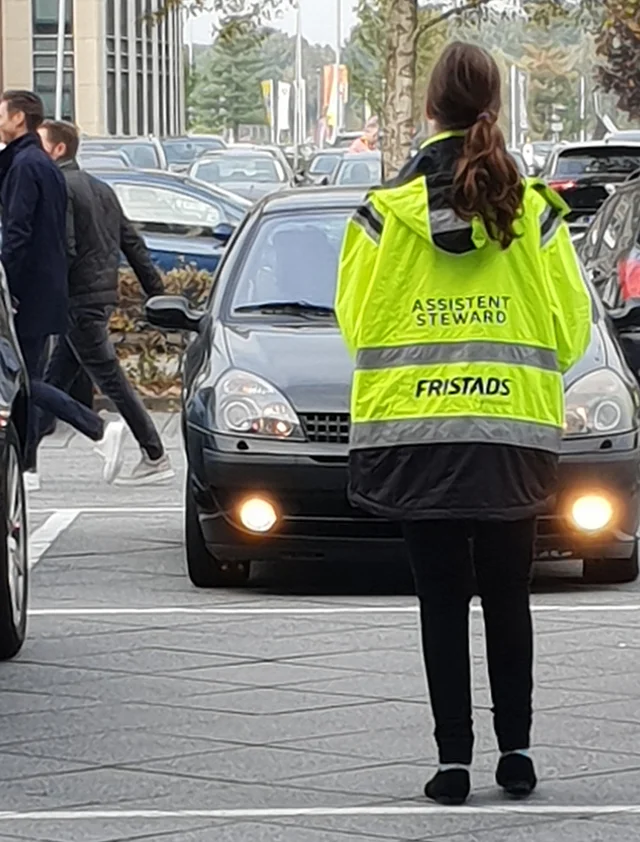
[30,506,182,515]
[28,509,80,569]
[28,603,640,616]
[1,806,640,820]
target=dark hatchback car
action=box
[93,169,251,273]
[147,188,640,588]
[0,266,29,658]
[543,142,640,232]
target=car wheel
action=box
[185,475,251,588]
[583,544,640,584]
[0,424,27,660]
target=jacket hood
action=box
[375,132,566,255]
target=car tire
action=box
[583,544,640,585]
[0,424,28,660]
[185,475,250,588]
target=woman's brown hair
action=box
[427,42,523,249]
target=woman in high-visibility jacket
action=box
[336,42,591,805]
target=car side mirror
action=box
[211,222,235,244]
[146,295,204,332]
[608,298,640,332]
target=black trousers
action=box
[19,331,105,471]
[403,518,535,765]
[42,307,164,460]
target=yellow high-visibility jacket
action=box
[335,131,592,520]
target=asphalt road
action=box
[5,414,640,841]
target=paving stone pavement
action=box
[4,416,640,839]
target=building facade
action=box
[0,0,185,137]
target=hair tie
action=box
[477,112,492,122]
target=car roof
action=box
[338,151,382,160]
[82,137,158,145]
[90,168,252,206]
[555,141,640,151]
[197,148,277,159]
[259,186,365,215]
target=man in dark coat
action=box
[0,91,124,490]
[38,120,173,485]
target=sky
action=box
[185,0,359,47]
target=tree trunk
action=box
[382,0,418,178]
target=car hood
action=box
[222,316,609,411]
[223,322,351,412]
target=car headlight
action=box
[564,369,637,437]
[214,369,304,440]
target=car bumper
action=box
[187,426,640,565]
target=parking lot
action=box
[5,414,640,841]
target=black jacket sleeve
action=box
[0,160,40,294]
[120,214,165,298]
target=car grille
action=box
[301,413,350,444]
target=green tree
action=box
[596,0,640,119]
[191,20,267,134]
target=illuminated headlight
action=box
[571,495,614,532]
[238,497,278,533]
[214,369,303,439]
[564,369,637,437]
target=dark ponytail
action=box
[427,42,524,250]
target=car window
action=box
[592,192,639,309]
[79,155,129,171]
[111,182,222,231]
[309,154,340,175]
[335,158,381,186]
[579,196,616,264]
[163,139,224,164]
[194,156,285,185]
[554,147,640,177]
[83,141,160,169]
[229,212,350,312]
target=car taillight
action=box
[549,179,578,192]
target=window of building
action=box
[32,0,75,120]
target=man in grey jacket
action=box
[38,119,173,485]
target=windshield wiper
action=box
[234,301,335,316]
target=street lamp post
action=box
[335,0,342,132]
[294,0,303,170]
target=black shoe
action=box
[424,769,470,806]
[496,753,537,798]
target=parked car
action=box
[78,150,133,171]
[146,187,640,588]
[578,173,640,311]
[93,169,251,273]
[329,152,382,187]
[189,148,291,202]
[606,130,640,144]
[542,141,640,233]
[162,136,227,173]
[302,149,347,185]
[232,144,295,181]
[531,141,555,172]
[80,136,167,170]
[0,266,28,658]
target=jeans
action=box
[403,518,535,765]
[43,307,163,460]
[19,331,105,471]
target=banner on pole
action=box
[261,79,275,133]
[277,81,292,142]
[322,65,349,137]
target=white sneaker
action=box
[24,471,40,492]
[114,452,175,486]
[93,420,126,483]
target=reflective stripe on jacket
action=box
[336,132,592,460]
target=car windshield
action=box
[230,212,350,313]
[163,138,225,164]
[309,154,341,175]
[195,155,285,185]
[554,147,640,177]
[111,182,222,227]
[83,141,161,169]
[335,158,381,186]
